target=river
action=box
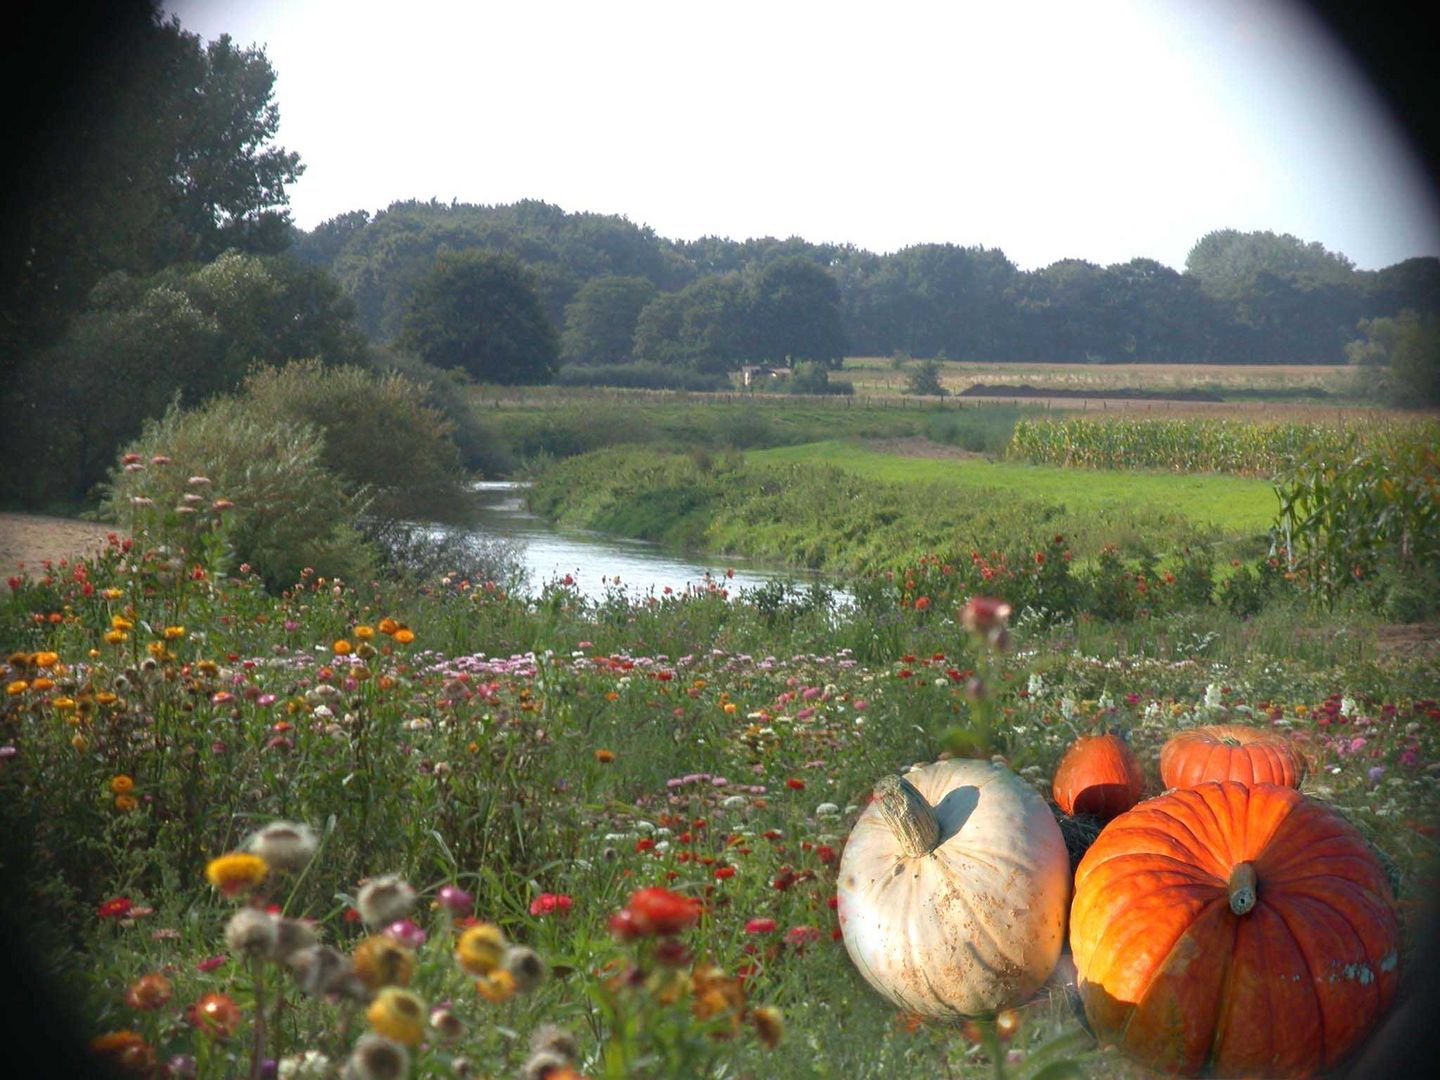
[446,482,840,604]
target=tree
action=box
[632,274,753,374]
[748,256,849,367]
[905,359,947,397]
[2,2,301,364]
[1184,229,1357,301]
[400,250,558,384]
[1347,312,1440,405]
[560,275,656,365]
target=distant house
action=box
[740,364,791,387]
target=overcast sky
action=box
[166,0,1438,272]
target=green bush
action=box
[241,360,469,522]
[101,399,376,590]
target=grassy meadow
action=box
[2,371,1438,1079]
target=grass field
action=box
[747,440,1280,535]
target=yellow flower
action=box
[95,691,118,705]
[333,639,353,656]
[163,626,185,640]
[353,936,416,990]
[53,696,77,711]
[455,923,507,976]
[111,615,134,632]
[204,852,269,897]
[34,651,59,668]
[393,628,415,645]
[110,774,135,795]
[147,642,174,661]
[100,588,124,600]
[115,795,139,812]
[32,677,55,692]
[473,969,516,1003]
[354,625,375,640]
[366,988,426,1046]
[71,733,88,751]
[5,680,28,695]
[104,630,128,645]
[378,618,400,636]
[1294,704,1309,716]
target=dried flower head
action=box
[288,945,353,997]
[273,916,319,961]
[504,945,548,993]
[355,875,416,928]
[277,1049,332,1080]
[519,1049,571,1080]
[245,821,319,872]
[225,908,280,958]
[429,1006,466,1041]
[528,1023,580,1062]
[342,1034,409,1080]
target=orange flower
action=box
[110,774,135,795]
[187,992,242,1039]
[354,625,375,640]
[124,973,173,1010]
[89,1030,155,1072]
[115,795,139,812]
[34,651,60,668]
[393,628,415,645]
[378,617,400,635]
[594,749,615,763]
[474,969,516,1003]
[333,639,353,656]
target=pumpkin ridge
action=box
[1145,795,1232,879]
[1123,896,1234,1072]
[1265,896,1329,1067]
[930,856,1013,973]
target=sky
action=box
[166,0,1439,272]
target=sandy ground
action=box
[0,512,122,587]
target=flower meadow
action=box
[2,474,1439,1077]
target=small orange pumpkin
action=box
[1052,733,1144,821]
[1070,781,1400,1076]
[1160,723,1302,789]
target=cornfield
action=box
[1007,417,1438,477]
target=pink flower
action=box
[196,954,229,973]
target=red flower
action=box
[816,844,837,865]
[97,896,133,919]
[745,917,778,934]
[785,778,805,790]
[618,886,701,937]
[529,892,574,917]
[714,866,736,880]
[914,596,931,611]
[785,925,822,949]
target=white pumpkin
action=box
[837,758,1069,1017]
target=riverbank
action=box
[0,513,120,587]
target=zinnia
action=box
[617,886,701,937]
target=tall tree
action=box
[747,256,849,367]
[400,250,558,384]
[560,275,656,365]
[3,1,301,364]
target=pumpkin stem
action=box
[874,774,940,857]
[1227,861,1258,915]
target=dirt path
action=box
[0,512,122,587]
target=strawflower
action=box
[344,1034,409,1080]
[187,992,242,1039]
[205,852,269,897]
[245,821,319,872]
[355,874,416,927]
[89,1030,155,1072]
[455,923,507,975]
[353,935,416,990]
[366,987,427,1046]
[124,973,174,1010]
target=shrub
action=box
[101,399,376,590]
[241,360,468,522]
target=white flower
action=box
[355,874,416,928]
[1340,695,1359,718]
[1027,672,1046,698]
[721,795,747,809]
[1060,696,1076,721]
[279,1050,332,1080]
[1204,682,1224,709]
[814,803,840,817]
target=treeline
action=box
[297,199,1440,373]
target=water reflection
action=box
[444,482,840,604]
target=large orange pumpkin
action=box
[1052,733,1144,821]
[1070,781,1400,1077]
[1160,723,1302,789]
